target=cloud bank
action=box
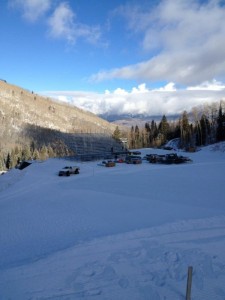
[10,0,225,118]
[43,80,225,117]
[91,0,225,85]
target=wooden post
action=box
[186,266,193,300]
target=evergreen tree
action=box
[5,152,12,169]
[134,125,141,148]
[145,123,150,133]
[180,111,191,148]
[112,126,121,141]
[129,126,135,149]
[216,103,225,142]
[144,123,151,147]
[148,120,157,146]
[141,128,148,147]
[158,115,170,144]
[209,102,218,143]
[198,114,210,145]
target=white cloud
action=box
[131,83,148,94]
[42,80,225,117]
[10,0,102,45]
[92,0,225,85]
[187,79,225,91]
[47,2,101,44]
[153,82,176,92]
[10,0,51,22]
[47,2,75,43]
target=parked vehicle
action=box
[125,156,142,164]
[58,166,80,176]
[114,158,125,163]
[145,154,160,163]
[147,153,192,164]
[128,151,141,155]
[105,161,116,167]
[98,160,116,167]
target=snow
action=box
[0,144,225,299]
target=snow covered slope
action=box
[0,145,225,299]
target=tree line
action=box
[113,101,225,150]
[1,100,225,171]
[0,140,73,171]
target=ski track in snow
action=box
[1,217,225,299]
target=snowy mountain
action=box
[99,113,180,127]
[0,144,225,299]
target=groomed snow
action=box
[0,144,225,299]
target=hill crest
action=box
[0,80,116,134]
[0,80,120,154]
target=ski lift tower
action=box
[119,137,128,150]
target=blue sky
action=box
[1,0,225,116]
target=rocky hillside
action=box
[0,80,122,157]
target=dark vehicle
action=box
[147,153,192,164]
[58,166,80,176]
[128,151,141,155]
[126,156,142,164]
[162,153,192,164]
[145,154,166,163]
[163,146,173,150]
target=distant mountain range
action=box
[99,113,180,127]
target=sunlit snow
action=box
[0,144,225,299]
